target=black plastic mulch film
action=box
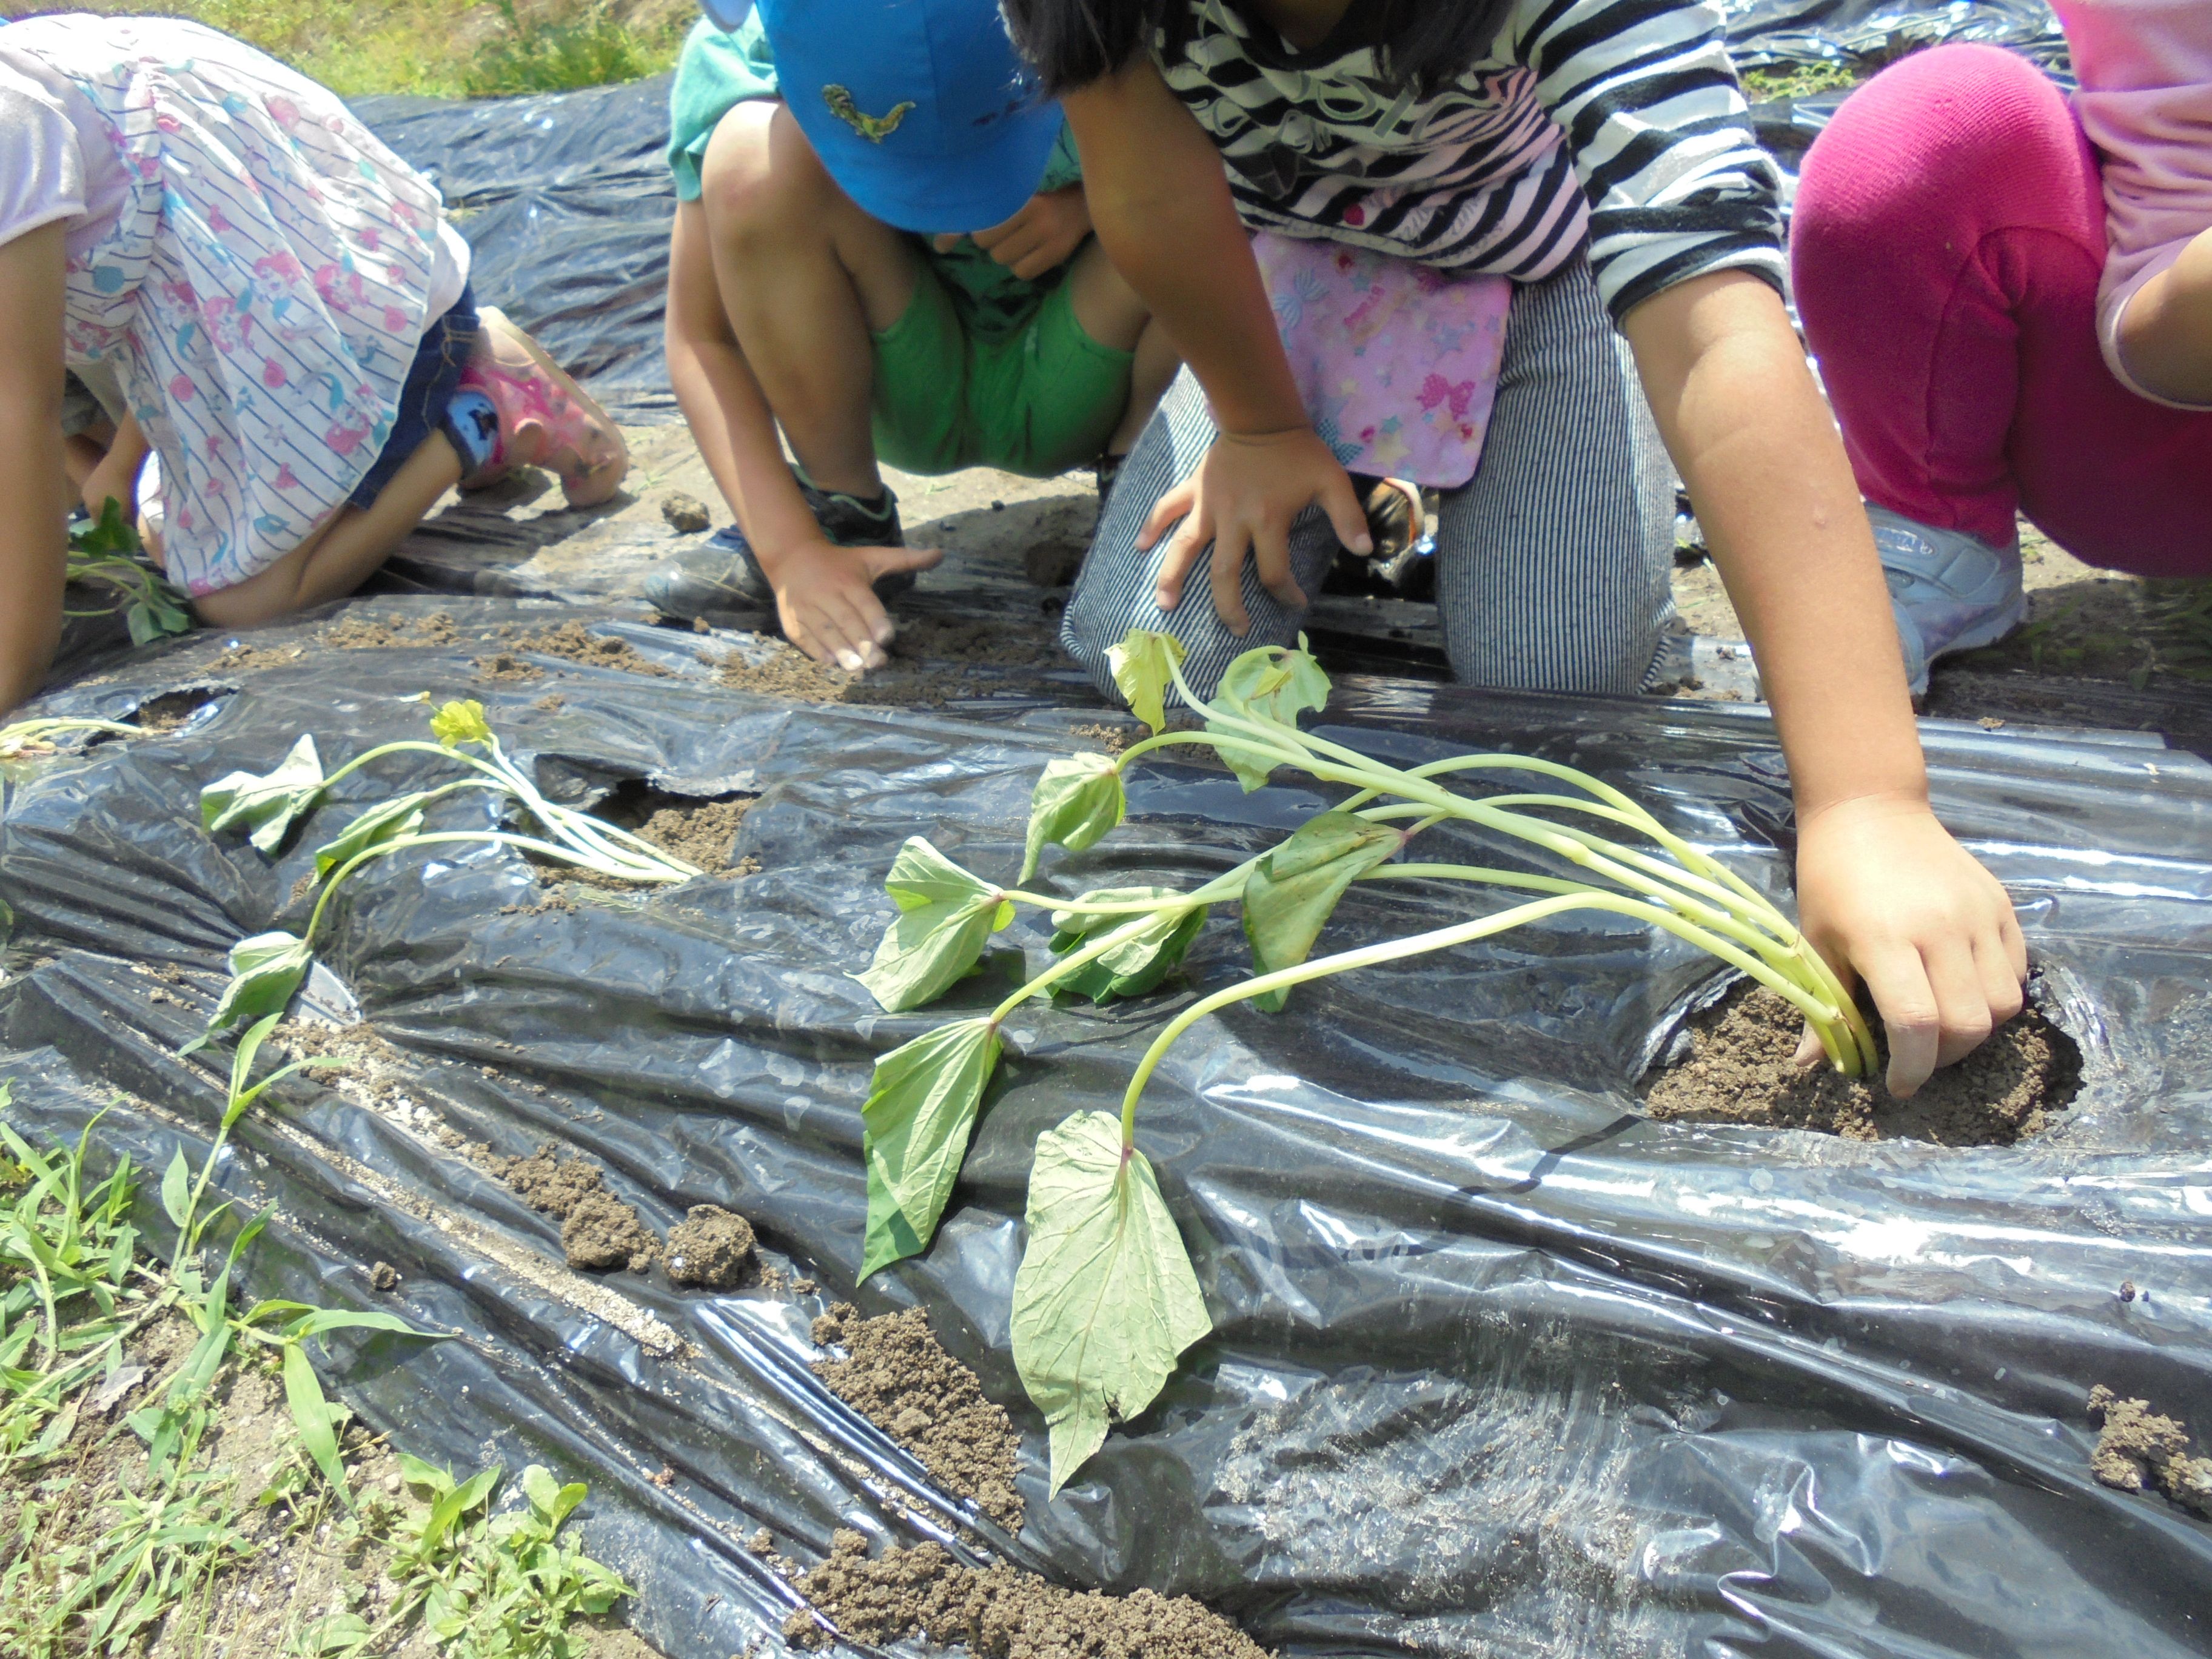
[6,597,2211,1659]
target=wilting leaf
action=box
[859,1017,1003,1279]
[1048,890,1208,1004]
[202,734,326,854]
[429,699,492,748]
[1106,629,1187,734]
[857,839,1014,1012]
[1011,1111,1211,1495]
[1022,753,1126,883]
[204,930,313,1035]
[1241,811,1401,1012]
[312,793,427,879]
[1209,637,1332,791]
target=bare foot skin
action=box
[460,308,629,507]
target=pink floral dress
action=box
[4,15,454,595]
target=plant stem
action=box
[987,866,1254,1024]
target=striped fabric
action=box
[1061,256,1677,699]
[1155,0,1785,320]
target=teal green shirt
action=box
[666,18,1085,337]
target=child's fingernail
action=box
[1353,535,1374,554]
[837,649,863,671]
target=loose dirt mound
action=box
[500,1144,659,1273]
[534,786,757,888]
[131,688,227,733]
[716,615,1068,710]
[2088,1386,2212,1513]
[508,622,675,678]
[811,1305,1024,1532]
[665,1205,757,1289]
[780,1530,1270,1659]
[324,612,461,649]
[1643,983,2080,1145]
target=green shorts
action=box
[870,263,1133,479]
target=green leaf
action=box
[1021,753,1125,883]
[859,1017,1002,1280]
[201,734,326,855]
[160,1147,190,1228]
[1047,891,1209,1004]
[1010,1111,1210,1496]
[204,931,313,1036]
[312,793,427,880]
[523,1464,560,1521]
[1105,629,1186,734]
[1209,637,1331,790]
[429,699,492,748]
[856,839,1015,1013]
[1240,811,1401,1012]
[281,1309,427,1341]
[283,1341,352,1506]
[398,1451,456,1496]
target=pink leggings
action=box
[1792,44,2212,579]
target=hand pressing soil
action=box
[499,1144,659,1274]
[1643,984,2080,1145]
[812,1304,1024,1532]
[779,1530,1270,1659]
[665,1205,757,1289]
[2088,1386,2212,1514]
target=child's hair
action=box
[1002,0,1517,96]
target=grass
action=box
[1740,60,1863,103]
[43,0,692,100]
[0,1027,641,1656]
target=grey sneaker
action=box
[1869,506,2028,696]
[644,476,910,622]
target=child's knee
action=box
[700,101,836,244]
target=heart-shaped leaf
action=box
[1241,811,1401,1011]
[204,930,314,1035]
[312,793,427,880]
[1106,629,1186,734]
[1209,638,1331,790]
[1048,890,1208,1004]
[859,1017,1003,1279]
[1022,753,1125,882]
[202,735,326,855]
[856,839,1014,1012]
[1011,1110,1210,1495]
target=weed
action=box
[463,0,680,96]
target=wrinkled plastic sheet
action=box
[349,4,2065,414]
[5,595,2211,1659]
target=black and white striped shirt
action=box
[1154,0,1785,321]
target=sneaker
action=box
[643,475,911,622]
[1869,506,2028,695]
[461,308,628,507]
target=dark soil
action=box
[716,615,1069,710]
[510,621,675,679]
[665,1205,757,1289]
[324,612,461,650]
[779,1530,1270,1659]
[499,1144,660,1273]
[811,1304,1024,1531]
[533,785,755,889]
[1642,982,2081,1145]
[131,688,226,734]
[2088,1386,2212,1514]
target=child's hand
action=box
[936,186,1093,280]
[1793,791,2027,1096]
[1139,427,1371,634]
[763,537,940,672]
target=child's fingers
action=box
[931,233,964,254]
[968,207,1031,252]
[1319,467,1373,556]
[1856,944,1942,1097]
[1138,479,1197,553]
[1153,510,1213,612]
[1209,522,1256,635]
[1250,515,1306,612]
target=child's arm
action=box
[0,223,70,717]
[2116,226,2212,406]
[1059,61,1372,632]
[82,407,150,523]
[1623,269,2026,1093]
[664,200,935,670]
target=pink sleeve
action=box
[0,68,85,249]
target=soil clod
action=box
[324,612,460,649]
[1643,983,2080,1145]
[665,1204,757,1289]
[511,621,675,678]
[779,1530,1269,1659]
[2088,1386,2212,1514]
[661,492,712,534]
[369,1261,401,1292]
[500,1143,660,1274]
[811,1305,1024,1531]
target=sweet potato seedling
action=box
[194,700,700,1038]
[856,628,1873,1493]
[65,497,193,646]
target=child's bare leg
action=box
[193,434,463,627]
[1065,240,1179,454]
[700,101,919,497]
[2117,226,2212,407]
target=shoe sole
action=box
[1923,591,2032,668]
